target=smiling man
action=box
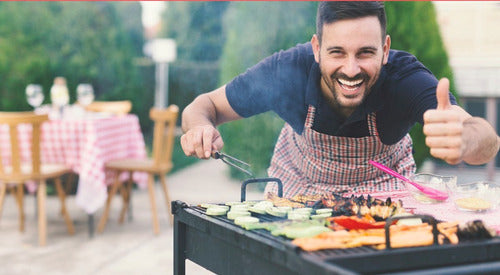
[181,1,499,197]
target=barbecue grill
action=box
[172,178,500,275]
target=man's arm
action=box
[423,78,500,165]
[180,85,242,159]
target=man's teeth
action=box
[338,78,363,86]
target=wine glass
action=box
[25,84,44,109]
[76,83,95,107]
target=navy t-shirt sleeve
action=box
[377,51,457,144]
[226,54,279,118]
[385,51,457,124]
[226,43,312,133]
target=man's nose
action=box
[342,56,361,77]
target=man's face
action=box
[312,16,390,117]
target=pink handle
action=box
[369,160,448,200]
[368,160,410,183]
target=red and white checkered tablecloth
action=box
[366,190,500,235]
[0,114,148,214]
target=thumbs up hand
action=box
[436,78,452,110]
[423,78,469,165]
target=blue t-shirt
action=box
[226,42,456,145]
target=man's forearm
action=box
[181,94,218,133]
[462,117,500,165]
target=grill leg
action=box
[173,217,186,275]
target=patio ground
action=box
[0,160,263,275]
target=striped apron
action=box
[266,105,416,197]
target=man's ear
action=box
[311,34,320,63]
[382,35,391,65]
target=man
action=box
[181,2,499,197]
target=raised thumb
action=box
[436,77,451,110]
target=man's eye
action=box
[359,51,375,57]
[329,50,343,55]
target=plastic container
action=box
[406,173,456,204]
[448,181,500,212]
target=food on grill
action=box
[290,193,323,204]
[270,220,331,239]
[225,201,245,206]
[266,207,289,217]
[292,221,460,251]
[311,213,332,220]
[200,203,218,209]
[393,213,422,226]
[231,204,250,211]
[266,193,306,208]
[234,216,260,226]
[288,212,310,221]
[206,206,229,216]
[294,208,313,214]
[454,197,492,211]
[457,220,496,240]
[249,207,266,214]
[315,208,333,215]
[322,193,406,219]
[243,200,258,206]
[248,200,274,214]
[227,210,251,220]
[328,215,387,230]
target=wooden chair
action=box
[85,100,132,115]
[97,105,179,234]
[0,112,74,246]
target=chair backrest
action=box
[85,100,132,115]
[0,112,49,182]
[150,105,179,168]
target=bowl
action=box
[447,181,500,212]
[406,173,456,204]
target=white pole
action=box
[155,62,167,108]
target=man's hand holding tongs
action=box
[181,124,224,159]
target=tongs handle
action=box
[212,151,254,177]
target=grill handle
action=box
[241,177,283,202]
[384,214,439,249]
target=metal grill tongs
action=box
[212,151,254,177]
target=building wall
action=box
[434,1,500,97]
[433,2,500,173]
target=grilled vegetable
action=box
[315,208,333,215]
[206,206,229,216]
[227,211,251,220]
[328,215,386,230]
[266,207,288,217]
[234,216,259,226]
[311,213,332,220]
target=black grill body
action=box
[172,201,500,275]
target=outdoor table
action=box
[0,113,148,235]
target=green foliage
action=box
[385,2,456,167]
[162,2,229,62]
[0,2,148,121]
[160,2,228,112]
[218,2,317,178]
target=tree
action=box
[0,2,147,124]
[218,2,317,179]
[160,1,229,112]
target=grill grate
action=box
[180,202,500,274]
[192,205,382,256]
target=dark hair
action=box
[316,1,387,44]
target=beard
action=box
[319,59,383,117]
